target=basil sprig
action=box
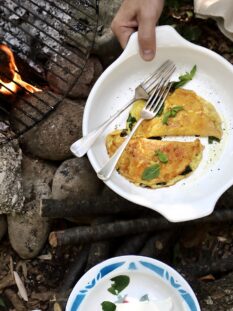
[142,164,160,180]
[108,275,130,295]
[156,150,168,163]
[208,136,220,144]
[172,65,197,90]
[162,106,183,125]
[101,301,116,311]
[127,113,137,131]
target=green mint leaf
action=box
[140,294,149,301]
[142,164,160,180]
[108,275,130,295]
[127,113,137,131]
[162,111,172,125]
[162,106,183,125]
[171,106,183,113]
[101,301,116,311]
[172,65,197,90]
[156,150,168,163]
[208,136,220,144]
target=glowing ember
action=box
[0,44,41,96]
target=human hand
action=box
[111,0,164,61]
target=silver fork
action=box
[97,63,176,181]
[70,60,174,158]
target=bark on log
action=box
[139,231,175,261]
[49,208,233,247]
[59,246,90,292]
[85,241,110,272]
[49,217,173,247]
[85,217,111,272]
[114,234,149,256]
[177,255,233,277]
[40,198,148,218]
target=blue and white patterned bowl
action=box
[66,256,200,311]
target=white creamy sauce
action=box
[115,298,173,311]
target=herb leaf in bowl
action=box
[101,301,116,311]
[108,275,130,295]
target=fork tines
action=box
[145,62,176,114]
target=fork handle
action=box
[97,118,143,181]
[70,98,135,157]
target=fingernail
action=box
[142,49,155,61]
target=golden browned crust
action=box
[129,89,222,139]
[106,131,203,188]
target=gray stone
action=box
[7,201,50,259]
[93,0,123,66]
[0,215,7,241]
[0,134,24,214]
[11,92,85,161]
[52,157,102,201]
[22,155,57,202]
[47,47,103,98]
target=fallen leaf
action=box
[13,271,28,302]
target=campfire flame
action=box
[0,44,41,96]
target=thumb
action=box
[138,15,156,61]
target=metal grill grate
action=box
[0,0,99,142]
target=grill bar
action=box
[0,0,99,141]
[1,30,77,83]
[2,3,88,60]
[27,0,94,43]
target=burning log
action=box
[49,208,233,247]
[0,44,15,83]
[0,44,41,96]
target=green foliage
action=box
[127,113,137,131]
[162,106,183,125]
[172,65,197,90]
[156,150,168,163]
[142,164,160,180]
[108,275,130,295]
[101,301,116,311]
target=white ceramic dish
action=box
[83,25,233,222]
[66,255,200,311]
